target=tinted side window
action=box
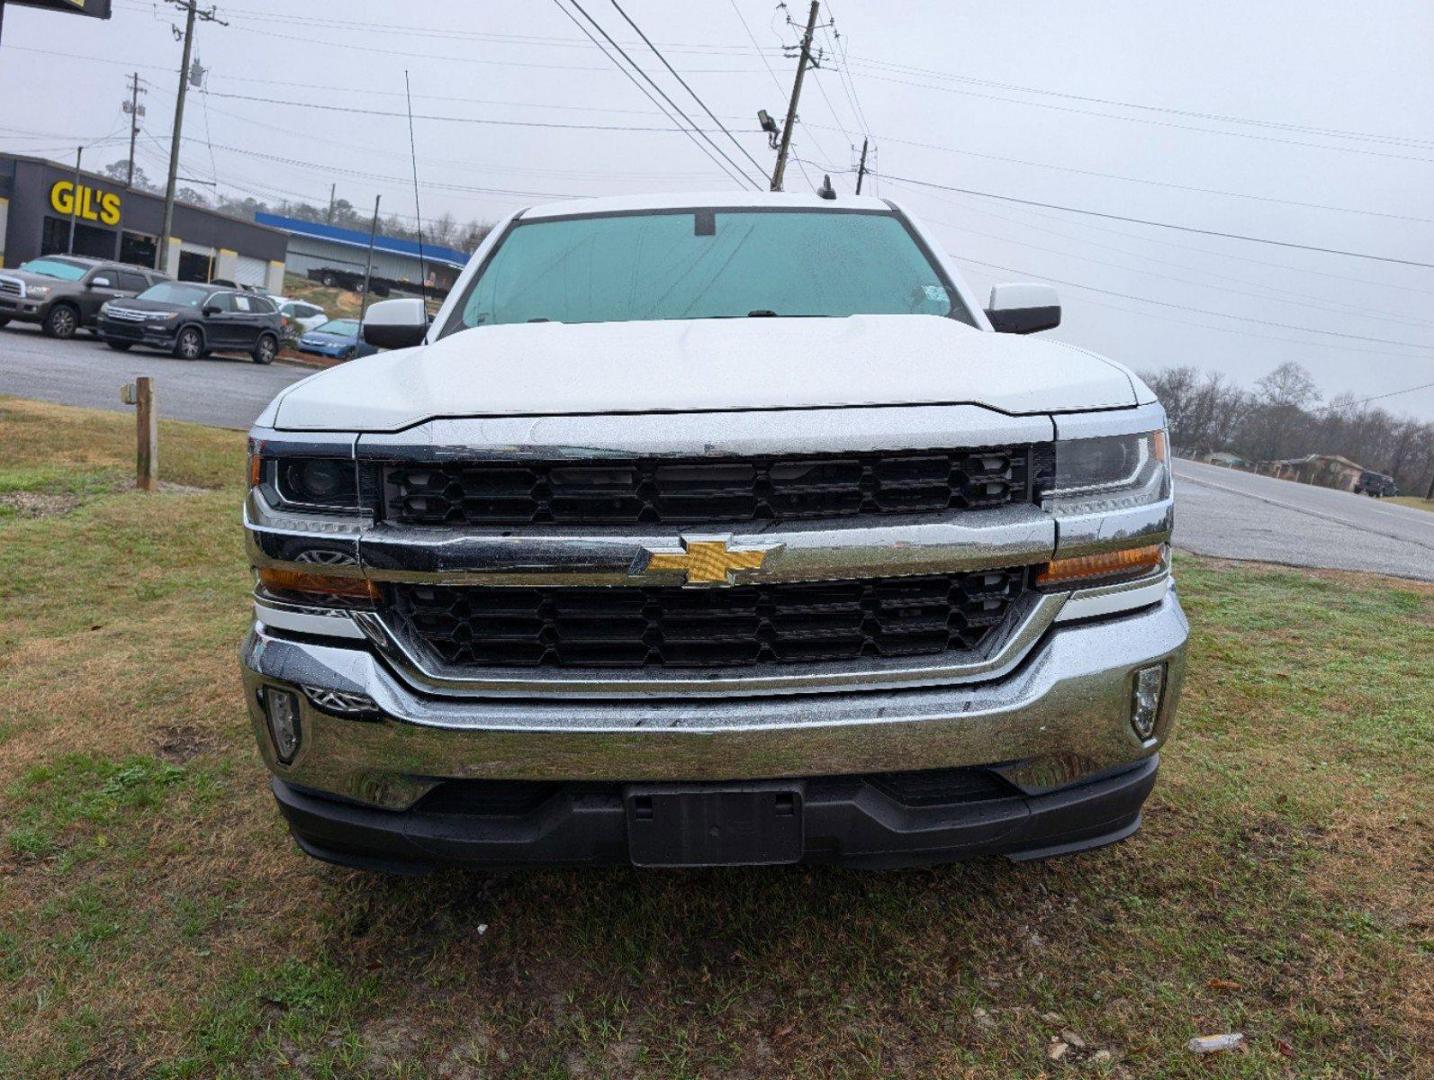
[233,295,254,313]
[249,296,276,314]
[210,293,238,313]
[117,272,149,292]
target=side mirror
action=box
[202,304,223,317]
[89,276,113,289]
[362,297,429,350]
[985,283,1061,334]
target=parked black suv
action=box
[0,255,169,339]
[97,282,283,364]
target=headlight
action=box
[272,457,359,510]
[28,285,51,299]
[1043,430,1170,517]
[146,311,178,321]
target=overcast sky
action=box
[3,0,1432,419]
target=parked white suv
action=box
[242,192,1186,873]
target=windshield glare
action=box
[449,209,971,333]
[18,257,89,282]
[315,319,358,336]
[139,282,210,307]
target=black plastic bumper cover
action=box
[273,755,1160,874]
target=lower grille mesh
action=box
[385,569,1027,671]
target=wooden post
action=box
[135,377,157,491]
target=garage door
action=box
[233,254,268,287]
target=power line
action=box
[1316,381,1434,411]
[881,174,1434,269]
[895,177,1434,298]
[547,0,755,189]
[952,254,1434,350]
[844,66,1434,164]
[806,125,1434,224]
[606,0,771,181]
[907,192,1434,325]
[200,89,740,133]
[843,55,1434,150]
[919,212,1434,331]
[559,0,763,188]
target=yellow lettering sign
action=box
[49,181,122,226]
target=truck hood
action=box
[269,314,1141,431]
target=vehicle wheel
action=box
[173,326,204,360]
[42,304,80,339]
[0,317,10,328]
[251,333,278,365]
[106,341,133,352]
[321,273,338,287]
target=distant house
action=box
[255,212,470,297]
[1261,454,1365,492]
[1202,451,1247,469]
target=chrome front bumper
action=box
[240,588,1188,812]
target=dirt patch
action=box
[0,491,86,519]
[153,722,217,763]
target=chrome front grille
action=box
[0,277,23,299]
[381,445,1046,527]
[383,568,1029,671]
[103,307,150,322]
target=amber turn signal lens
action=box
[257,567,379,603]
[1036,544,1165,588]
[248,453,263,488]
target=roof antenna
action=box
[403,70,429,319]
[817,174,837,200]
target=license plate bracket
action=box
[625,783,804,867]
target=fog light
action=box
[262,687,302,764]
[1131,664,1165,740]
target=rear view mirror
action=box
[202,304,222,317]
[362,298,429,350]
[90,276,113,289]
[985,283,1061,334]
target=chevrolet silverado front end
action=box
[240,193,1187,872]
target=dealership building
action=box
[256,212,471,297]
[0,153,288,291]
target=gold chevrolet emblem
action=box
[643,538,780,585]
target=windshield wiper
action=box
[746,310,778,318]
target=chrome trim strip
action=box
[254,596,367,640]
[244,488,368,575]
[1053,498,1174,559]
[1052,401,1166,441]
[349,589,1067,699]
[354,405,1056,461]
[1055,569,1171,623]
[359,504,1055,586]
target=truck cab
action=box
[241,193,1187,873]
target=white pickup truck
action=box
[242,192,1186,873]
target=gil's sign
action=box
[8,0,112,18]
[51,180,122,226]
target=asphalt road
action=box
[5,327,1430,580]
[1172,458,1433,582]
[0,322,308,430]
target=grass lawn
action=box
[1383,495,1434,514]
[1,396,1429,1079]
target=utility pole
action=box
[122,72,147,189]
[67,146,82,254]
[158,0,226,273]
[326,182,337,224]
[770,0,820,192]
[359,194,381,324]
[854,136,869,195]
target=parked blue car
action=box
[295,318,377,361]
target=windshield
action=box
[314,319,358,336]
[17,257,89,281]
[445,208,971,334]
[138,282,210,307]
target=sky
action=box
[3,0,1433,420]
